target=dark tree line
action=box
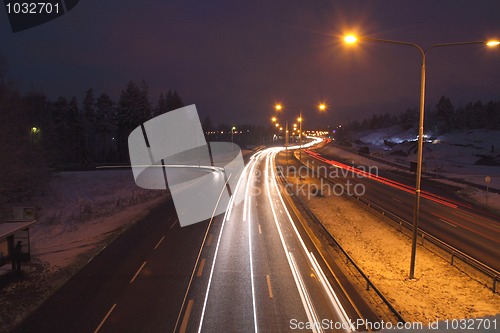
[0,64,185,208]
[0,59,47,210]
[26,82,184,166]
[430,96,500,133]
[347,96,500,134]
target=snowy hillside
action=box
[348,126,500,189]
[15,170,168,269]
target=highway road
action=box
[301,145,500,272]
[14,199,212,333]
[15,144,380,333]
[176,146,378,332]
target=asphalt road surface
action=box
[176,146,378,333]
[15,199,211,333]
[301,145,500,272]
[15,144,379,333]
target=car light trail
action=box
[305,149,458,209]
[197,158,254,333]
[244,157,260,333]
[264,150,322,332]
[288,252,323,333]
[265,148,352,332]
[309,253,352,331]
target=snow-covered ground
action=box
[1,148,253,330]
[348,127,500,189]
[283,171,499,323]
[0,169,168,330]
[26,170,168,269]
[325,127,500,211]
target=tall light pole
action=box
[344,34,499,279]
[298,111,303,163]
[318,103,327,132]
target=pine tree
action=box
[435,96,454,133]
[50,96,69,164]
[154,92,169,116]
[95,93,115,163]
[83,88,95,121]
[116,81,152,162]
[166,90,184,111]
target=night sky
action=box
[2,0,500,127]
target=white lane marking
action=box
[289,252,322,333]
[223,159,255,220]
[93,303,117,333]
[170,219,178,229]
[268,150,352,329]
[258,224,262,234]
[197,258,207,277]
[130,261,147,284]
[247,194,259,333]
[266,275,274,299]
[206,233,213,246]
[392,197,403,203]
[264,151,321,333]
[179,299,194,333]
[310,253,352,332]
[439,218,457,228]
[154,236,165,250]
[174,174,232,333]
[198,159,254,333]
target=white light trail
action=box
[197,157,255,333]
[266,149,352,332]
[264,150,322,333]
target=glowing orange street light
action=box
[275,104,282,111]
[318,103,327,111]
[344,32,499,280]
[344,35,357,44]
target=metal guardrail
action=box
[299,152,500,293]
[353,194,500,293]
[276,170,407,324]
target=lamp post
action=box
[231,126,236,143]
[298,112,303,163]
[344,34,499,279]
[318,103,327,132]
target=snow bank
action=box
[284,171,499,323]
[28,169,168,269]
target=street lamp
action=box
[344,34,498,279]
[231,126,236,143]
[298,112,303,163]
[318,103,327,132]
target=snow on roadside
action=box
[319,142,500,211]
[348,127,500,189]
[284,173,499,323]
[0,170,169,331]
[28,169,168,270]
